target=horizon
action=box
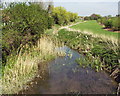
[1,0,119,16]
[54,2,118,16]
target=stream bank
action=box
[19,46,117,94]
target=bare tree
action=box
[29,0,53,11]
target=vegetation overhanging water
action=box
[19,46,117,94]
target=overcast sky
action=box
[2,0,120,2]
[2,0,119,16]
[54,2,118,16]
[53,0,119,2]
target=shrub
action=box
[103,19,113,28]
[2,3,53,65]
[112,17,120,31]
[91,45,119,71]
[97,16,120,31]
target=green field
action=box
[71,20,119,39]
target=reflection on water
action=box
[20,46,117,94]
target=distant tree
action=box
[107,15,112,18]
[90,14,101,20]
[51,6,78,25]
[84,16,90,20]
[116,15,120,17]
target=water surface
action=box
[20,46,117,94]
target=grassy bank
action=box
[57,29,119,77]
[1,35,65,94]
[70,20,119,39]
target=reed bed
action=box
[1,35,65,94]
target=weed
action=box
[57,29,119,73]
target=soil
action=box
[103,28,120,33]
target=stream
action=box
[19,46,117,94]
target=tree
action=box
[90,14,101,20]
[51,6,78,25]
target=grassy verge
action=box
[57,29,119,74]
[1,35,65,94]
[70,20,119,39]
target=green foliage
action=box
[91,45,119,70]
[90,14,101,20]
[48,16,54,29]
[2,29,21,64]
[84,14,101,20]
[3,3,51,35]
[97,16,120,31]
[2,3,54,65]
[51,6,78,25]
[57,29,119,72]
[76,56,102,72]
[87,15,120,31]
[112,17,120,31]
[103,19,113,28]
[84,16,91,20]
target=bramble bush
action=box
[2,3,54,65]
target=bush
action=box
[47,16,54,29]
[112,17,120,31]
[103,19,113,28]
[2,3,54,65]
[91,45,119,70]
[97,16,120,31]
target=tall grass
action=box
[1,35,65,94]
[67,28,118,47]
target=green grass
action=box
[71,20,119,38]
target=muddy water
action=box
[20,46,117,94]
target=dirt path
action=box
[59,22,81,30]
[53,22,83,35]
[58,22,118,46]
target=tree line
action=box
[97,16,120,31]
[84,14,120,31]
[51,6,78,25]
[2,2,78,65]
